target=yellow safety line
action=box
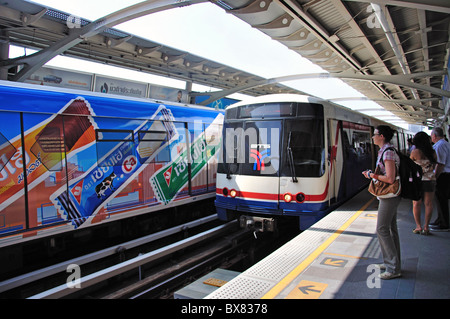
[262,197,376,299]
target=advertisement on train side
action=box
[0,83,222,243]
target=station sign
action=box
[94,75,147,99]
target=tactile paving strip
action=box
[205,276,273,299]
[206,207,365,299]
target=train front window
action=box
[218,120,281,177]
[282,119,325,178]
[240,121,280,176]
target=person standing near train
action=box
[409,132,437,235]
[363,125,402,279]
[429,127,450,232]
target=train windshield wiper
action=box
[287,132,298,183]
[226,161,231,179]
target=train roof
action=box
[224,93,413,134]
[227,93,323,108]
[0,79,221,114]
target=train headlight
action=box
[296,192,305,203]
[222,188,229,197]
[283,193,293,203]
[230,189,237,198]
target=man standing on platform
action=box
[430,127,450,231]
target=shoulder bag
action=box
[368,157,401,199]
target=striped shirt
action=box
[376,143,400,175]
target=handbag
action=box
[368,165,401,198]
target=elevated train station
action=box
[0,0,449,300]
[1,0,449,127]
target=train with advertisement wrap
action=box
[215,94,413,231]
[0,80,223,259]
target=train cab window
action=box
[240,121,281,176]
[218,121,281,177]
[0,131,16,173]
[282,119,325,178]
[218,122,241,176]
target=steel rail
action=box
[28,220,237,299]
[0,214,217,294]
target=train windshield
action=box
[282,119,325,178]
[219,102,325,178]
[218,120,281,177]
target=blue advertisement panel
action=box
[443,55,450,122]
[0,81,223,247]
[194,95,239,110]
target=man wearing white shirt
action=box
[430,127,450,231]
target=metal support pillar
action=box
[0,30,9,80]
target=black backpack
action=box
[381,147,423,201]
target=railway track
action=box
[0,214,223,298]
[32,220,246,299]
[116,220,300,300]
[1,213,299,299]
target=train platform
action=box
[205,189,450,299]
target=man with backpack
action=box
[430,127,450,232]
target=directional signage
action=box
[321,257,348,267]
[285,280,328,299]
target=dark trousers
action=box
[434,172,450,228]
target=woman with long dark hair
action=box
[410,132,437,235]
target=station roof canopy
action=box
[0,0,298,99]
[0,0,449,126]
[216,0,450,126]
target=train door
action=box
[0,111,28,236]
[337,121,373,199]
[327,119,343,204]
[22,112,73,231]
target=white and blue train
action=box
[215,94,412,231]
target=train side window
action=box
[391,131,400,150]
[0,131,16,173]
[95,129,135,167]
[205,123,222,149]
[351,131,371,158]
[137,120,171,163]
[137,125,170,163]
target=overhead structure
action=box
[0,0,449,126]
[213,0,450,125]
[0,0,298,99]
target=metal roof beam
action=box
[274,0,405,113]
[328,97,443,113]
[1,0,208,82]
[198,70,449,106]
[370,3,421,103]
[343,0,450,14]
